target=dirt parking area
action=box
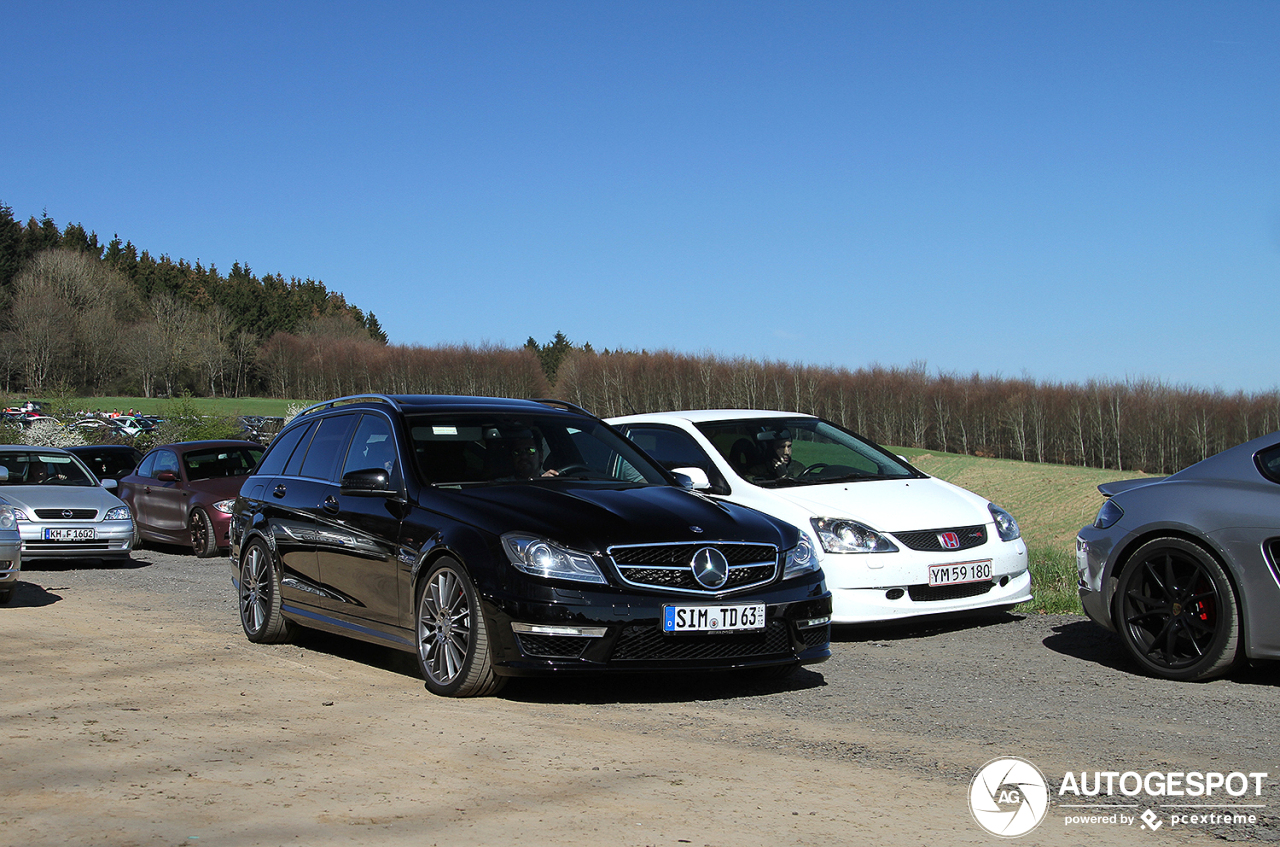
[3,548,1277,846]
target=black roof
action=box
[294,394,595,421]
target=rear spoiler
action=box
[1097,477,1166,498]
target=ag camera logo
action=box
[969,757,1050,837]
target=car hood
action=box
[427,482,795,552]
[186,476,254,499]
[0,484,125,514]
[758,477,993,532]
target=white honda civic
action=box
[608,409,1031,624]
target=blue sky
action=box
[5,2,1278,392]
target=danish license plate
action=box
[663,603,765,633]
[44,527,95,541]
[929,559,992,587]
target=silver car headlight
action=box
[0,506,13,530]
[501,533,607,584]
[988,503,1021,541]
[782,532,818,579]
[811,517,898,554]
[104,505,132,522]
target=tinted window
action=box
[299,414,358,481]
[407,413,667,486]
[1256,443,1280,484]
[342,413,400,486]
[152,450,181,476]
[255,421,313,477]
[183,446,263,481]
[624,424,729,494]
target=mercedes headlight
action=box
[811,517,898,554]
[501,533,607,584]
[783,532,819,579]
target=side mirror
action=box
[101,478,117,490]
[156,470,180,482]
[0,466,8,481]
[672,466,712,491]
[341,468,395,497]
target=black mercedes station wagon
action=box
[230,395,831,696]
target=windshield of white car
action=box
[0,452,97,486]
[408,414,669,487]
[694,418,918,488]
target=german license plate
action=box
[663,604,765,633]
[44,527,95,541]
[929,559,992,587]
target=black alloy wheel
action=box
[190,507,219,558]
[415,558,505,697]
[1115,536,1240,681]
[238,539,296,644]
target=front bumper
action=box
[0,537,20,583]
[19,521,134,559]
[484,573,832,677]
[821,538,1031,624]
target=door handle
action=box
[272,484,287,498]
[323,495,340,514]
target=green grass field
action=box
[898,447,1151,615]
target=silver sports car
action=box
[1077,431,1280,680]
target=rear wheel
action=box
[238,540,296,643]
[415,558,506,697]
[1115,537,1240,681]
[190,508,219,558]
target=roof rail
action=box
[530,398,595,417]
[295,394,403,419]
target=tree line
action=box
[4,205,1275,474]
[0,204,385,397]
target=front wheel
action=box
[1114,537,1240,681]
[238,540,296,644]
[415,558,506,697]
[190,507,219,558]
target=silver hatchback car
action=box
[0,446,135,563]
[0,504,18,604]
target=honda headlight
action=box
[501,533,607,584]
[988,503,1021,541]
[105,505,131,522]
[811,517,898,554]
[783,532,819,579]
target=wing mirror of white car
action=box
[671,467,711,491]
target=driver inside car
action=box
[749,429,804,480]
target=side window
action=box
[299,414,358,481]
[153,450,181,476]
[342,414,400,485]
[624,425,730,494]
[136,452,158,478]
[256,421,313,477]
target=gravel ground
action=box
[4,546,1278,845]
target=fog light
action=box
[885,588,905,600]
[510,622,607,638]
